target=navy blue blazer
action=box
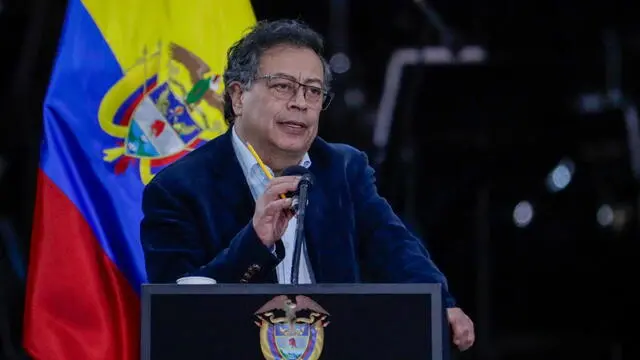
[140,129,456,307]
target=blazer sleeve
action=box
[349,150,457,308]
[140,179,284,284]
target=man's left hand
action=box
[446,307,475,351]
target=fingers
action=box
[453,330,474,351]
[263,197,294,215]
[466,331,476,349]
[448,308,475,351]
[263,176,300,200]
[452,322,475,351]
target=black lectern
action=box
[141,283,445,359]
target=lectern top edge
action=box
[141,282,443,296]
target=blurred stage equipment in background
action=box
[372,2,634,360]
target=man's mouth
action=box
[278,120,307,129]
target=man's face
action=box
[231,45,326,155]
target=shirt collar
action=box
[230,125,311,180]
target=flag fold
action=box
[24,1,255,358]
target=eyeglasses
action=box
[254,74,333,110]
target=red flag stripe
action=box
[23,170,140,360]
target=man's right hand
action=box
[252,176,300,247]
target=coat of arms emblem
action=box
[98,42,227,184]
[255,295,330,360]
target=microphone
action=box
[280,165,314,285]
[280,165,313,212]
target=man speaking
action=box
[140,19,475,351]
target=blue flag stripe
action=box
[42,0,147,290]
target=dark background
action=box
[0,0,637,359]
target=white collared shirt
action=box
[230,126,314,284]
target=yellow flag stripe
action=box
[81,0,256,74]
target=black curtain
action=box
[0,0,68,358]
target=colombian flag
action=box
[23,1,255,359]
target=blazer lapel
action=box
[304,140,359,283]
[303,163,327,282]
[304,142,346,283]
[206,129,278,283]
[208,129,254,222]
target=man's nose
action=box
[288,87,308,110]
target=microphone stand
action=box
[290,175,311,285]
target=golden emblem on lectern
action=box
[254,295,330,360]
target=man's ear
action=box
[229,82,244,117]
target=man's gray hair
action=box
[222,19,333,124]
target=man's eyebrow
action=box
[302,77,323,86]
[271,72,323,86]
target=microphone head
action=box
[280,165,314,190]
[280,166,313,213]
[281,165,310,177]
